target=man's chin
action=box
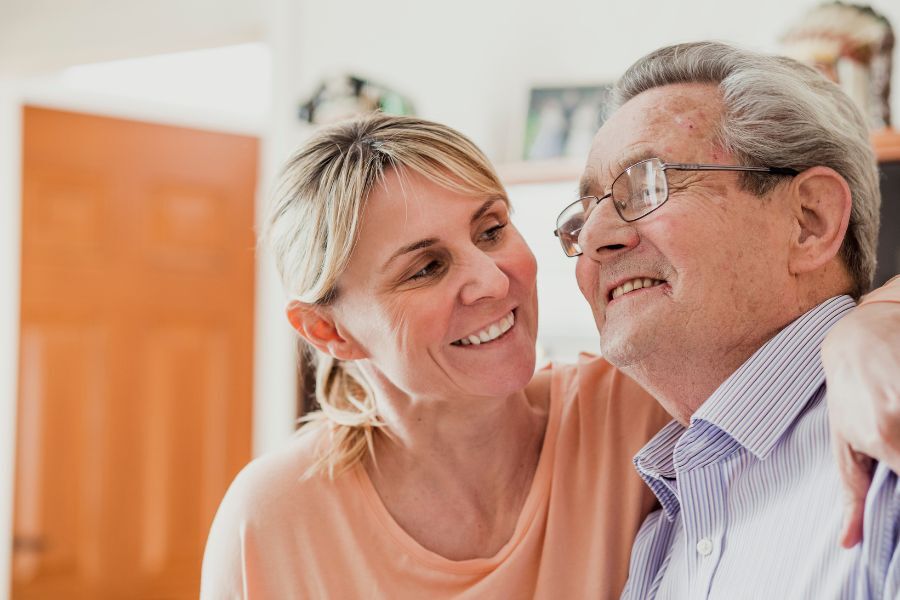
[598,326,643,369]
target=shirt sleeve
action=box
[859,463,900,599]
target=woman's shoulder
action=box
[201,426,348,598]
[214,425,338,521]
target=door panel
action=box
[13,106,257,599]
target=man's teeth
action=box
[454,312,515,346]
[611,278,664,300]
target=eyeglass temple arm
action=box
[662,162,799,176]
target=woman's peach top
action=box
[200,355,670,599]
[864,275,900,305]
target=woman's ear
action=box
[286,300,366,361]
[786,166,852,276]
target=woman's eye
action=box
[480,223,507,244]
[408,260,443,281]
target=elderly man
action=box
[559,41,900,598]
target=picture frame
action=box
[522,83,613,161]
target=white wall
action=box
[251,0,310,458]
[0,0,264,75]
[4,0,897,161]
[0,79,23,600]
[509,181,601,361]
[286,0,900,161]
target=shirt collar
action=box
[633,421,685,520]
[634,295,856,520]
[691,295,855,460]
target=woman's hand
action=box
[823,276,900,548]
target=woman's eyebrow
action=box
[470,198,500,224]
[381,198,502,272]
[382,238,438,272]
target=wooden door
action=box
[12,107,257,599]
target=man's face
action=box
[575,83,796,375]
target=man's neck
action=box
[626,317,795,426]
[630,291,854,426]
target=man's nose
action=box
[578,197,640,261]
[459,252,510,305]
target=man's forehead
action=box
[579,146,657,196]
[579,84,724,193]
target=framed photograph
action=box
[522,84,613,161]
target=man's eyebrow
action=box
[579,149,657,197]
[578,173,596,198]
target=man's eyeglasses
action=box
[553,157,799,257]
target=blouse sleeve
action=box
[860,275,900,306]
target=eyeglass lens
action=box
[557,197,591,256]
[556,159,670,256]
[614,159,668,220]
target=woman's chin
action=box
[451,349,537,399]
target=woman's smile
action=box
[451,309,516,346]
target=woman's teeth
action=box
[453,311,515,346]
[611,278,664,300]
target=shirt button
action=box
[696,538,714,556]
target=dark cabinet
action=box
[874,130,900,287]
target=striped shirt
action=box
[621,296,900,599]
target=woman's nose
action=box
[458,252,510,305]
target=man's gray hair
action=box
[611,41,880,298]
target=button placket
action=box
[678,461,727,598]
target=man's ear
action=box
[787,166,852,276]
[286,300,366,361]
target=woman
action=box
[201,113,900,599]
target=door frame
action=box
[0,76,298,600]
[0,77,24,600]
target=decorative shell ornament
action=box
[780,2,894,129]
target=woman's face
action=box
[330,167,539,401]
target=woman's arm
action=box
[822,275,900,547]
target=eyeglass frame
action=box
[553,157,800,257]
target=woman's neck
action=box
[360,373,552,560]
[375,387,545,476]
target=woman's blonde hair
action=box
[264,112,507,478]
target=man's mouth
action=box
[609,277,665,301]
[451,310,515,346]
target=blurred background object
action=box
[1,1,899,598]
[780,1,894,129]
[298,74,415,125]
[522,84,612,160]
[779,2,900,285]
